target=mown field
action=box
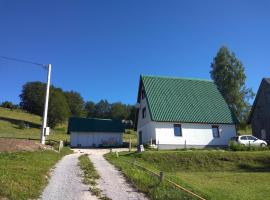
[0,107,69,142]
[123,129,137,146]
[0,148,72,200]
[105,150,270,200]
[0,107,73,200]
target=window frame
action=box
[141,89,146,99]
[142,107,146,119]
[240,136,248,140]
[174,124,182,137]
[212,125,220,138]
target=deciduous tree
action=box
[210,46,254,125]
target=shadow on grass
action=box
[0,116,41,129]
[237,162,270,172]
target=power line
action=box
[0,55,47,69]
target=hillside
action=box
[0,107,69,142]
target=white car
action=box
[230,135,267,147]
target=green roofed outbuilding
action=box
[68,117,125,147]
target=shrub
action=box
[125,129,135,134]
[229,141,269,151]
[1,101,13,109]
[18,121,27,129]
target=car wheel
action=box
[260,143,266,147]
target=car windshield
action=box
[247,136,257,140]
[240,136,247,140]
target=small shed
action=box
[68,117,125,147]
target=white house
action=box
[68,117,124,147]
[136,75,237,149]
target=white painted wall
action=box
[154,122,236,146]
[137,121,236,148]
[137,86,154,143]
[137,88,151,128]
[70,132,123,147]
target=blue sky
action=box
[1,0,270,105]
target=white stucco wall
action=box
[137,121,236,148]
[70,132,123,147]
[137,89,151,128]
[154,122,236,147]
[137,86,155,143]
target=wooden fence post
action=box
[129,138,132,152]
[159,171,164,182]
[58,140,63,152]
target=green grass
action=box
[123,129,137,147]
[0,147,72,200]
[78,154,111,200]
[105,150,270,200]
[78,154,100,185]
[0,107,69,142]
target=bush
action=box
[1,101,13,109]
[18,121,28,129]
[125,129,134,134]
[229,141,269,151]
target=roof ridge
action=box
[141,74,213,82]
[70,117,120,121]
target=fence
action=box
[123,158,206,200]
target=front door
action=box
[139,131,142,145]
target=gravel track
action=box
[40,153,97,200]
[81,149,148,200]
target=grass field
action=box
[0,107,69,142]
[0,108,73,199]
[105,150,270,200]
[0,147,72,200]
[123,129,137,147]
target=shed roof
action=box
[68,117,125,133]
[138,75,238,124]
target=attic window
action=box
[142,89,146,99]
[142,107,146,118]
[212,126,220,138]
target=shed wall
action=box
[70,132,123,147]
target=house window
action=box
[174,124,182,137]
[212,126,220,138]
[142,107,146,118]
[142,89,146,99]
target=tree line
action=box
[1,82,136,128]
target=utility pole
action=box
[40,64,52,144]
[0,56,51,145]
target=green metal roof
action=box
[68,117,125,133]
[139,75,237,124]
